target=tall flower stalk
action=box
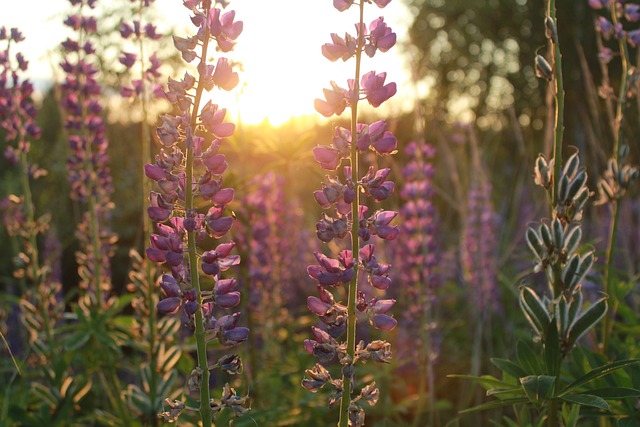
[303,1,399,426]
[453,3,639,426]
[59,0,116,304]
[0,26,44,291]
[393,140,441,426]
[145,1,248,425]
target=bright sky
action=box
[2,0,417,126]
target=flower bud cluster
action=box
[1,27,41,166]
[303,1,399,423]
[524,149,607,354]
[461,180,501,312]
[535,151,591,222]
[390,142,441,358]
[144,1,247,422]
[590,0,640,47]
[596,153,639,204]
[60,0,116,295]
[118,0,164,99]
[1,27,44,257]
[145,0,244,340]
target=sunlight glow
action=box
[2,0,415,126]
[162,0,416,126]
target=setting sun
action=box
[170,0,414,125]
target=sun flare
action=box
[200,0,412,126]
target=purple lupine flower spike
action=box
[304,1,399,425]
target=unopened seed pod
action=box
[545,16,558,43]
[599,180,615,202]
[540,223,553,249]
[534,155,551,188]
[558,174,570,202]
[562,152,580,180]
[568,252,594,293]
[574,186,590,207]
[526,227,546,260]
[535,54,553,80]
[551,218,564,249]
[562,254,581,290]
[563,225,582,255]
[566,169,587,201]
[519,287,549,335]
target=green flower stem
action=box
[338,2,365,426]
[548,0,564,207]
[547,2,564,425]
[185,9,212,426]
[601,0,630,356]
[548,400,559,427]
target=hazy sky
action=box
[2,0,417,124]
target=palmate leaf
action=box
[520,375,556,407]
[559,359,640,396]
[559,394,610,411]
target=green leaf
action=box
[567,297,608,348]
[520,286,551,335]
[559,359,640,396]
[491,358,528,379]
[544,318,561,375]
[517,341,544,375]
[560,402,581,427]
[447,374,515,390]
[582,387,640,400]
[559,394,610,411]
[520,375,556,407]
[458,397,529,414]
[486,387,526,398]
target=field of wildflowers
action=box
[1,0,640,426]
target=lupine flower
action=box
[0,26,47,287]
[60,0,116,297]
[625,4,640,21]
[322,32,358,61]
[145,1,247,423]
[304,2,400,423]
[461,179,501,312]
[365,17,396,57]
[314,80,351,117]
[361,71,397,107]
[390,141,442,387]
